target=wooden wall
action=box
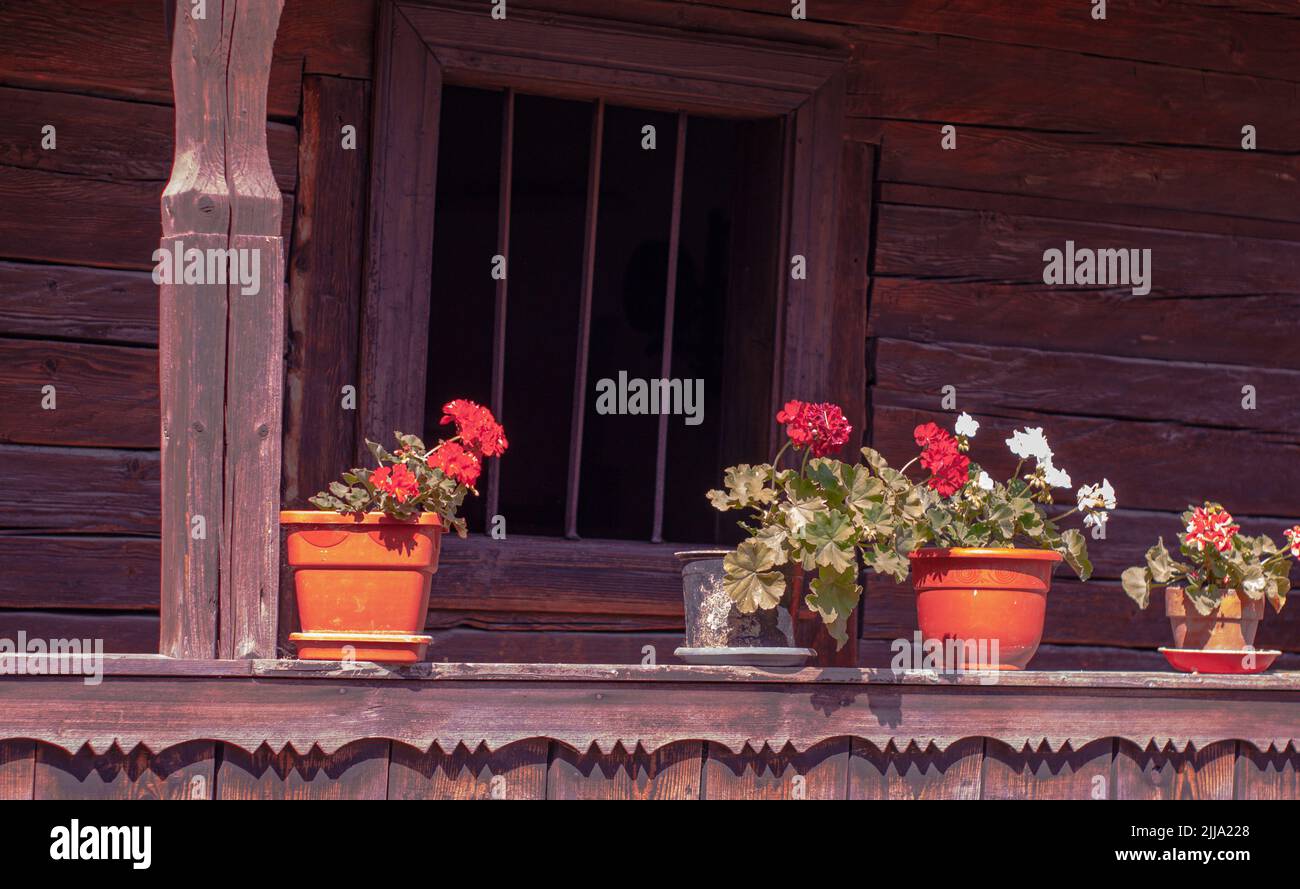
[3,1,1297,667]
[0,0,375,651]
[4,736,1297,799]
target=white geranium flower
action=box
[1042,459,1072,489]
[1005,427,1052,463]
[954,412,980,438]
[1076,479,1116,512]
[1083,511,1108,530]
[977,471,994,491]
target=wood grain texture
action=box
[0,445,159,533]
[981,739,1112,800]
[1235,744,1300,800]
[0,741,34,799]
[0,536,158,611]
[34,741,215,800]
[387,740,548,799]
[1114,740,1238,800]
[849,738,983,799]
[215,739,390,799]
[0,262,158,345]
[548,741,702,799]
[283,76,370,506]
[0,84,297,189]
[0,338,158,448]
[357,3,442,454]
[0,612,159,653]
[703,738,848,799]
[867,279,1300,371]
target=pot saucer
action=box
[674,646,815,667]
[291,631,432,664]
[1158,647,1281,675]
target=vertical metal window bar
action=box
[485,88,514,522]
[565,99,605,539]
[651,112,688,544]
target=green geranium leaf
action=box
[723,539,787,614]
[806,565,861,650]
[860,447,890,474]
[782,496,827,536]
[804,511,855,572]
[1121,565,1151,609]
[1059,528,1093,581]
[1145,538,1177,584]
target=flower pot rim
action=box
[279,509,442,527]
[675,548,734,561]
[908,546,1063,562]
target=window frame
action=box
[357,0,863,658]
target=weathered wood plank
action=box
[0,0,300,117]
[0,741,34,799]
[873,203,1300,296]
[1235,744,1300,800]
[981,739,1112,799]
[0,262,158,344]
[34,741,214,799]
[0,338,158,448]
[703,739,848,799]
[879,121,1300,227]
[873,337,1300,435]
[387,740,548,799]
[425,629,681,664]
[1114,740,1237,800]
[0,611,158,652]
[847,26,1300,149]
[0,85,297,189]
[848,738,983,799]
[215,740,390,799]
[357,3,442,454]
[867,279,1300,371]
[283,75,370,506]
[548,741,703,799]
[0,445,159,533]
[869,402,1300,518]
[0,536,158,611]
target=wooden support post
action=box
[159,0,285,658]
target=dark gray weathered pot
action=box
[675,550,796,651]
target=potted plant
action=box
[1121,503,1297,673]
[704,399,862,663]
[858,415,1113,670]
[281,399,507,663]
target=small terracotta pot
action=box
[1165,587,1262,651]
[909,547,1062,670]
[280,510,442,663]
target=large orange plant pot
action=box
[280,510,442,663]
[909,547,1062,671]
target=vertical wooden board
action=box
[215,740,390,799]
[220,235,284,658]
[358,4,442,454]
[158,251,227,659]
[283,75,371,506]
[980,740,1112,800]
[1235,744,1300,800]
[34,742,215,800]
[547,742,702,800]
[387,740,549,800]
[0,740,34,799]
[848,738,982,800]
[702,739,848,799]
[1114,741,1237,800]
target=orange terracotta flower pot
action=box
[909,547,1062,670]
[280,510,442,663]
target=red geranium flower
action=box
[1285,526,1300,559]
[776,400,852,458]
[914,424,970,498]
[427,441,481,488]
[371,464,419,503]
[1184,504,1239,554]
[441,399,508,457]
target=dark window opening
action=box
[425,84,781,544]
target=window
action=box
[358,1,858,623]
